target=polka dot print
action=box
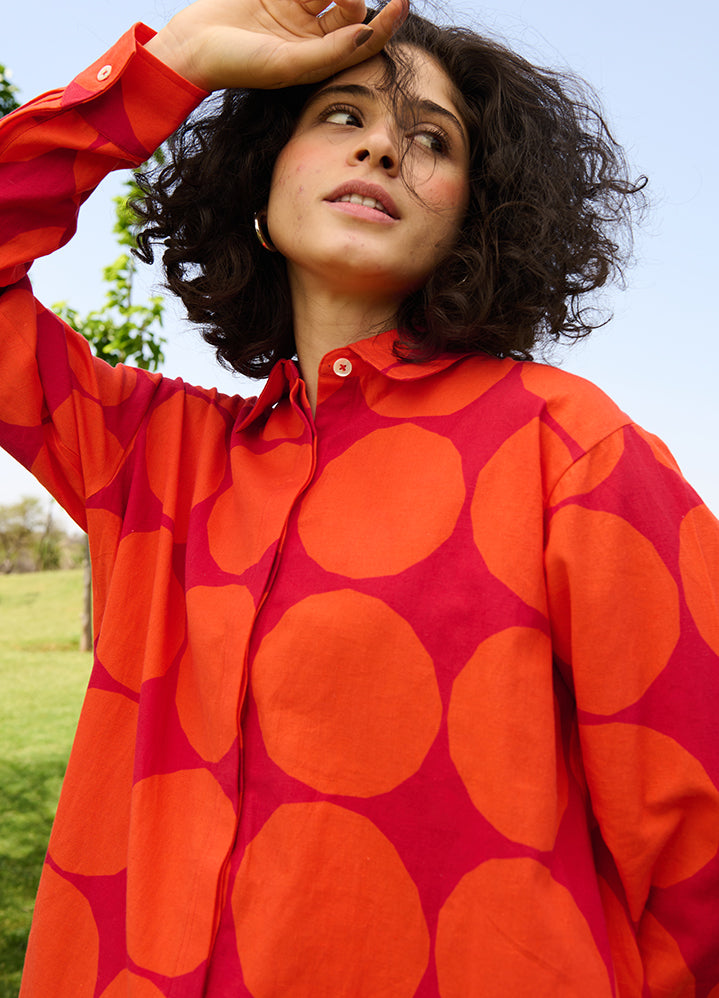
[579,723,719,910]
[448,627,567,850]
[679,503,719,655]
[471,419,565,613]
[127,769,236,976]
[231,803,429,997]
[48,688,137,877]
[20,866,99,997]
[435,858,612,996]
[177,583,255,762]
[547,507,680,714]
[298,424,465,577]
[251,590,441,796]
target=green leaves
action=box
[52,162,166,371]
[53,253,166,370]
[0,63,20,118]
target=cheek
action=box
[421,173,470,218]
[267,142,327,231]
[271,137,326,192]
[417,179,469,255]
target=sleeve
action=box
[0,24,208,527]
[544,422,719,994]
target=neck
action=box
[289,272,398,414]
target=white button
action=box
[96,65,113,82]
[332,358,353,377]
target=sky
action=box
[3,0,718,532]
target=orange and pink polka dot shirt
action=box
[2,24,719,998]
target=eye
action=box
[320,104,363,127]
[411,127,449,155]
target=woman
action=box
[1,0,718,994]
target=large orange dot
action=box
[145,393,229,538]
[176,583,255,762]
[208,441,307,576]
[471,419,571,613]
[22,866,99,996]
[126,769,236,976]
[231,802,429,997]
[49,689,137,876]
[580,723,719,918]
[99,970,166,997]
[252,590,441,796]
[95,527,185,692]
[679,503,719,656]
[448,627,567,850]
[298,424,465,577]
[546,506,679,714]
[52,390,125,497]
[638,912,695,998]
[362,356,511,417]
[436,857,611,997]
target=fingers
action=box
[282,1,404,87]
[367,0,409,40]
[304,0,407,48]
[343,0,409,61]
[316,0,367,36]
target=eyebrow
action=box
[311,83,468,149]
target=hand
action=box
[145,0,409,92]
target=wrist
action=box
[145,22,209,90]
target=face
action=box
[266,47,470,309]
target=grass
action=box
[0,569,90,997]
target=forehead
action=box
[313,45,462,121]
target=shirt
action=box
[1,24,719,998]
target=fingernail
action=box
[354,27,374,48]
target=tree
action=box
[0,497,73,573]
[53,165,167,650]
[53,174,166,370]
[0,63,20,117]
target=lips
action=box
[325,181,399,220]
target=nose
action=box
[350,124,400,176]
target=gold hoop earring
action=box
[254,210,277,252]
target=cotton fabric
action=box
[1,25,718,997]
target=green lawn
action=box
[0,569,90,997]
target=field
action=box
[0,569,90,997]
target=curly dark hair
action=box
[134,8,646,377]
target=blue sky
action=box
[3,0,718,529]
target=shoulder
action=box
[511,360,631,450]
[432,353,631,448]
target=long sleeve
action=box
[545,422,719,994]
[0,24,207,526]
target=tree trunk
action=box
[79,535,92,652]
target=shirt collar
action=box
[235,330,469,431]
[348,330,469,381]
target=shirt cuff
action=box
[60,23,209,160]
